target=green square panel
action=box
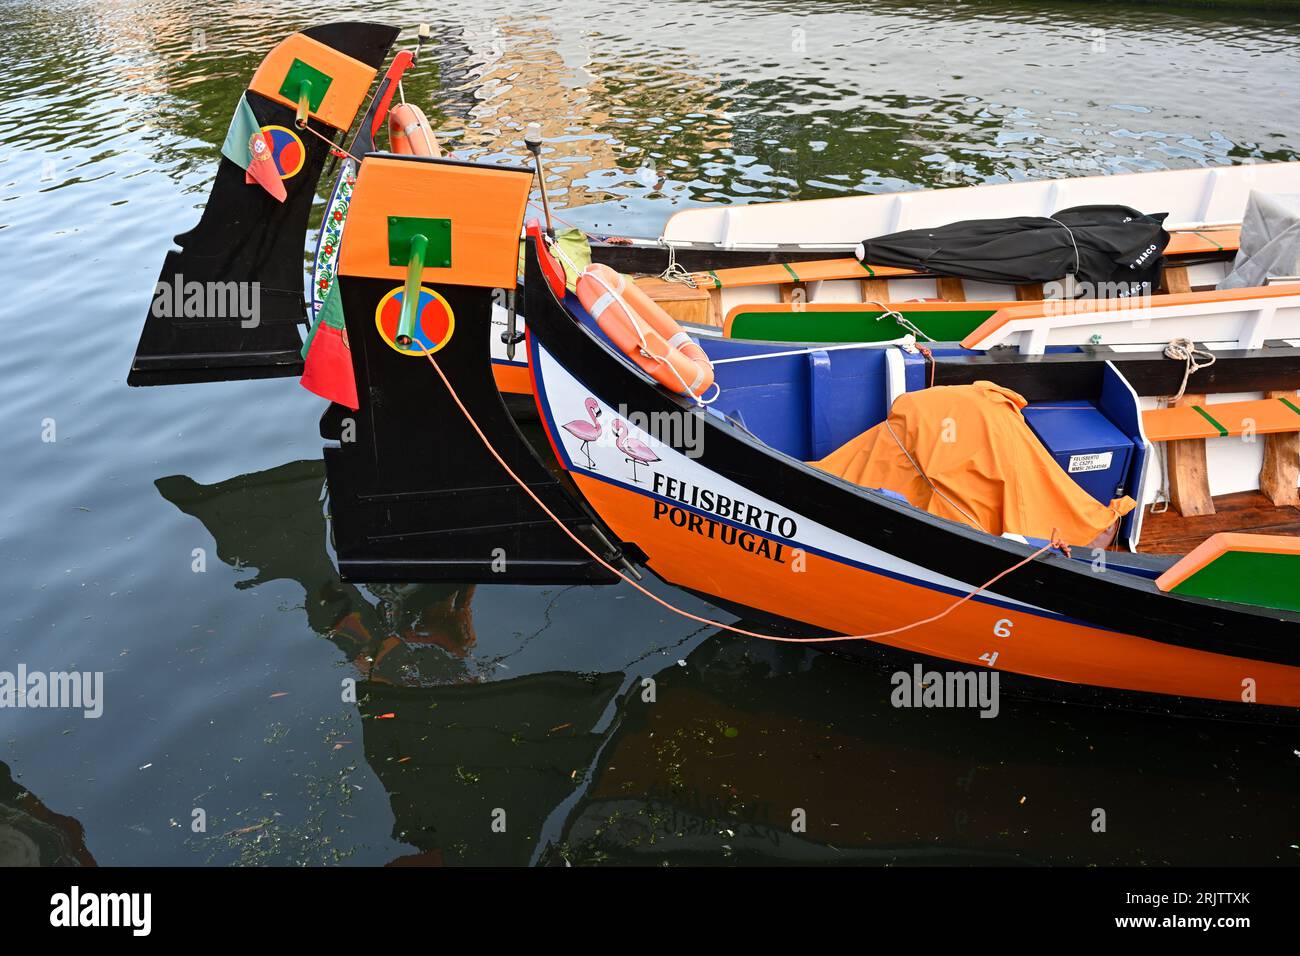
[387,217,452,269]
[1172,550,1300,613]
[279,59,332,111]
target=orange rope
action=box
[416,344,1060,644]
[917,343,936,388]
[297,120,361,162]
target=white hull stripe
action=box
[531,339,1054,617]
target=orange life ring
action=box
[387,103,440,157]
[576,264,715,398]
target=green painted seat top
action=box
[727,308,999,344]
[1170,550,1300,613]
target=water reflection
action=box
[158,463,626,865]
[0,761,96,867]
[158,462,1300,866]
[5,0,1300,869]
[8,0,1297,213]
[157,464,482,683]
[551,637,1300,866]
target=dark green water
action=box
[2,0,1299,865]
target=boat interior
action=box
[560,219,1300,603]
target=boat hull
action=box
[520,240,1300,715]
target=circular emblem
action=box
[375,286,455,357]
[259,125,306,179]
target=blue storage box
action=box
[1022,402,1135,504]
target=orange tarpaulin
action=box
[811,381,1135,548]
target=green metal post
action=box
[396,233,428,347]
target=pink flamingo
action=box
[561,397,602,468]
[612,420,661,484]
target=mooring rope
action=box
[1164,336,1217,406]
[656,239,698,287]
[1150,336,1218,514]
[412,340,1063,645]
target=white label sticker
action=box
[1068,452,1113,473]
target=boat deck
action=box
[1138,491,1300,555]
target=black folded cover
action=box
[859,204,1170,294]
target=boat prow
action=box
[127,22,400,386]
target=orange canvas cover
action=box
[810,382,1135,547]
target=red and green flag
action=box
[221,94,287,203]
[300,279,358,409]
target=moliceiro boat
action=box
[310,149,1300,720]
[128,23,1300,719]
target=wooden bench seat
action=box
[1142,395,1300,442]
[1144,392,1300,516]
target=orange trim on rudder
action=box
[248,33,379,132]
[338,155,531,289]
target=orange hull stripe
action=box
[492,362,532,395]
[572,473,1300,707]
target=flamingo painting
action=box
[561,397,602,468]
[612,419,661,484]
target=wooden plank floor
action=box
[1139,491,1300,554]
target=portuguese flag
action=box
[221,94,287,202]
[300,280,359,409]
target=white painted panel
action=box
[721,284,780,316]
[1202,165,1300,222]
[886,278,938,300]
[808,279,862,303]
[1043,310,1256,347]
[961,280,1017,302]
[1205,437,1264,497]
[1270,304,1300,338]
[663,162,1300,247]
[1186,261,1227,288]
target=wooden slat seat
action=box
[692,258,918,290]
[1145,392,1300,516]
[632,276,715,326]
[1165,227,1240,258]
[1142,395,1300,442]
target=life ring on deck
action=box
[576,263,715,399]
[388,103,440,157]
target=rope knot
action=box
[1163,337,1216,405]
